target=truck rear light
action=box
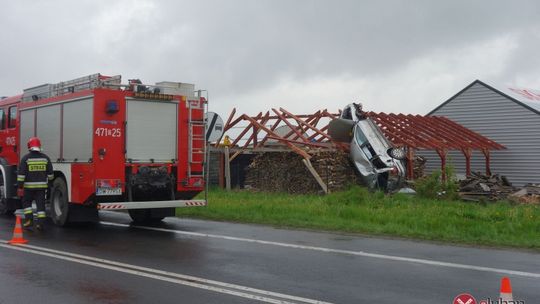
[192,178,203,187]
[96,179,122,196]
[390,166,399,175]
[97,179,121,188]
[182,177,204,188]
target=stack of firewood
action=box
[244,152,318,194]
[413,155,427,179]
[311,150,360,192]
[244,150,358,194]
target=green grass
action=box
[176,186,540,250]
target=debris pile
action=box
[459,172,515,201]
[507,184,540,205]
[244,150,358,194]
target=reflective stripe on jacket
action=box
[18,152,53,189]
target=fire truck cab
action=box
[0,74,207,225]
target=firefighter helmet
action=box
[27,137,42,152]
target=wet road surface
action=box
[0,211,539,303]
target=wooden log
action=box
[302,158,328,194]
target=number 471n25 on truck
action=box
[0,73,208,225]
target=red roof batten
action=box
[366,112,505,179]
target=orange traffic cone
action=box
[500,277,513,301]
[8,215,28,245]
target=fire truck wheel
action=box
[50,178,70,226]
[128,209,164,223]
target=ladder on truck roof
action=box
[22,73,122,102]
[53,74,121,96]
[187,96,207,185]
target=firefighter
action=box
[17,137,53,230]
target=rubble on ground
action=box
[459,172,515,201]
[507,184,540,205]
[244,150,359,194]
[459,172,540,203]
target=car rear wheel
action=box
[388,147,406,160]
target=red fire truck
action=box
[0,74,207,225]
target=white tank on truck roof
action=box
[155,81,195,97]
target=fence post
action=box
[225,146,231,191]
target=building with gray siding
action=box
[421,80,540,186]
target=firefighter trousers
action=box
[22,189,47,222]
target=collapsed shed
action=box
[210,107,504,194]
[213,108,342,193]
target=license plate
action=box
[96,188,122,196]
[96,179,122,196]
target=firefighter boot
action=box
[23,207,33,229]
[35,221,43,231]
[23,217,33,229]
[35,212,46,231]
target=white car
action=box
[329,103,406,191]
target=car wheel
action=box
[388,147,406,160]
[50,178,70,226]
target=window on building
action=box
[8,106,16,128]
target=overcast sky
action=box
[1,0,540,119]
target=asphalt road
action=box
[0,211,538,304]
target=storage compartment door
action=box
[126,100,177,162]
[36,105,61,161]
[19,109,35,158]
[63,98,93,162]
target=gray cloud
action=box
[1,0,540,116]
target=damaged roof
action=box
[365,112,505,151]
